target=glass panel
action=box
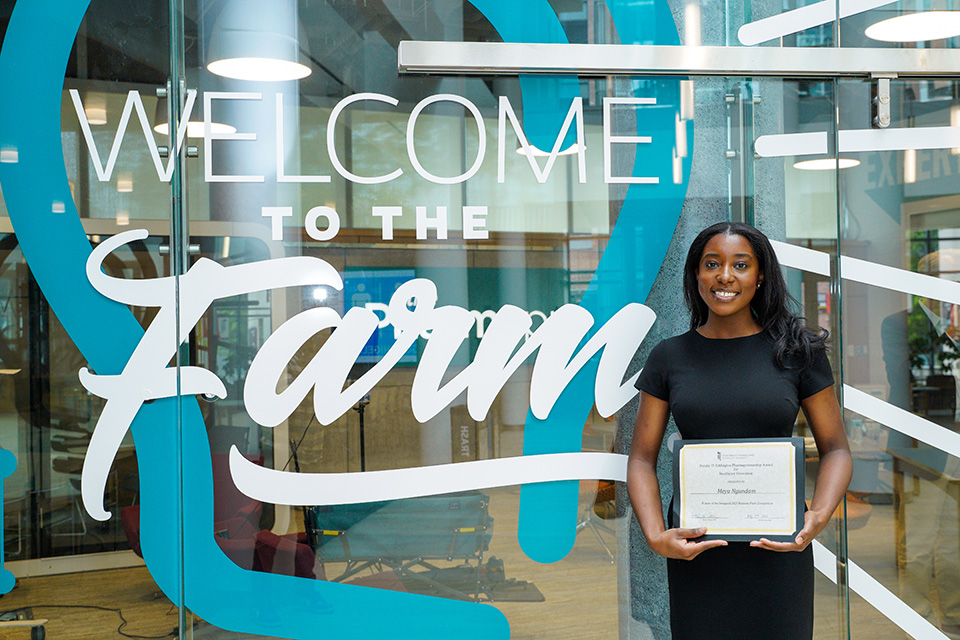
[839,76,960,639]
[0,0,888,638]
[171,0,847,628]
[177,1,648,636]
[663,77,844,639]
[0,0,183,635]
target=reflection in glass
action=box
[841,77,960,640]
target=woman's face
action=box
[696,233,763,322]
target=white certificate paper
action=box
[678,441,798,537]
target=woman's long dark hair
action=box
[683,222,828,369]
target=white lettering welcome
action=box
[70,91,658,185]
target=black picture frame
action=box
[671,436,806,543]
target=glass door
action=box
[15,0,960,638]
[0,0,185,636]
[166,0,849,631]
[838,76,960,640]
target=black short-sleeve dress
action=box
[635,329,834,640]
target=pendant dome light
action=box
[866,10,960,42]
[206,0,311,82]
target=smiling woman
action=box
[626,222,852,640]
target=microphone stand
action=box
[350,383,371,472]
[289,438,317,551]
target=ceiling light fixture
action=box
[792,158,861,170]
[153,121,237,139]
[952,104,960,155]
[153,71,237,139]
[865,11,960,42]
[84,94,108,125]
[206,0,311,82]
[208,58,310,82]
[116,172,133,193]
[904,148,917,183]
[515,143,585,157]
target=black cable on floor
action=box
[1,603,177,639]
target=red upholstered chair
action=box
[120,505,142,557]
[119,483,262,571]
[216,537,259,571]
[122,498,406,587]
[211,452,264,540]
[254,530,321,580]
[209,452,264,572]
[122,454,351,582]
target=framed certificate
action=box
[672,437,805,542]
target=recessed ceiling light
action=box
[207,58,311,82]
[153,121,238,138]
[793,158,861,170]
[515,143,585,157]
[84,94,108,125]
[117,172,133,193]
[952,104,960,155]
[865,11,960,42]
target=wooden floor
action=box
[0,564,179,639]
[0,484,937,640]
[0,486,619,640]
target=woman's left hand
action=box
[749,509,828,552]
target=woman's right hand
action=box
[628,393,727,561]
[649,527,728,560]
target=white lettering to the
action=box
[262,206,293,241]
[372,206,403,240]
[416,206,448,240]
[462,206,488,240]
[304,206,340,241]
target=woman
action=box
[627,222,852,640]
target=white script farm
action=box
[76,229,655,522]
